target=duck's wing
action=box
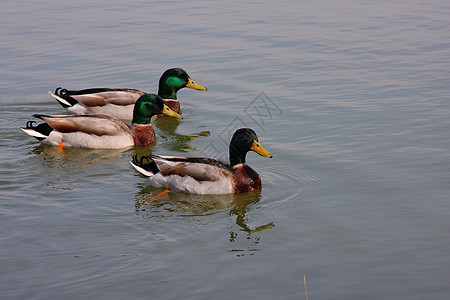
[139,155,231,182]
[34,114,132,136]
[50,88,145,107]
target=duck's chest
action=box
[132,124,156,146]
[231,164,262,193]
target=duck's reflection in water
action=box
[153,116,210,152]
[135,186,274,244]
[29,143,129,168]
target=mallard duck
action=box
[130,128,273,194]
[21,94,182,149]
[48,68,207,119]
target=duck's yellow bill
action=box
[251,140,273,158]
[162,104,183,119]
[186,78,207,91]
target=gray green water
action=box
[1,0,450,299]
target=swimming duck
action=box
[21,94,182,149]
[130,128,273,194]
[48,68,207,119]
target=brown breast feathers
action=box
[132,124,156,146]
[231,164,262,193]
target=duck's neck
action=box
[229,148,247,167]
[132,116,150,125]
[158,85,178,100]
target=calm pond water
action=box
[1,0,450,299]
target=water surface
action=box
[1,0,450,299]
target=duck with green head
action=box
[130,128,273,194]
[48,68,207,120]
[21,94,182,149]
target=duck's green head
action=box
[158,68,207,100]
[132,93,182,124]
[229,128,272,166]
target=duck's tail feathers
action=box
[48,88,78,108]
[21,120,52,140]
[130,154,160,177]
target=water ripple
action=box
[260,161,331,215]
